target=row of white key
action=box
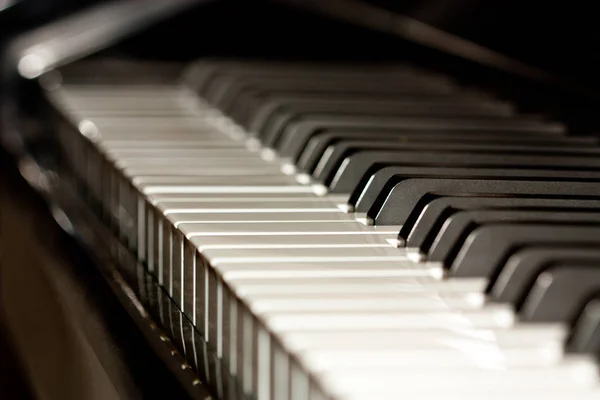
[50,84,600,399]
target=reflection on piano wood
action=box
[3,1,600,400]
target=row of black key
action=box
[187,60,600,358]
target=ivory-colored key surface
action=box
[229,277,488,296]
[124,166,283,176]
[278,324,568,351]
[262,308,515,331]
[103,140,246,148]
[245,292,485,312]
[158,199,342,212]
[119,159,273,169]
[322,368,599,399]
[222,266,439,280]
[204,245,403,260]
[170,212,353,225]
[133,175,300,187]
[99,131,232,139]
[109,149,258,158]
[300,347,567,370]
[143,185,318,195]
[180,221,401,236]
[149,192,345,202]
[189,233,398,248]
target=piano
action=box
[2,1,600,399]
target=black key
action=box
[274,116,563,151]
[374,179,600,226]
[427,210,600,264]
[489,247,600,307]
[568,299,600,354]
[205,76,455,113]
[241,94,507,131]
[256,110,545,147]
[354,168,600,217]
[313,141,600,188]
[188,62,431,95]
[296,130,597,172]
[237,91,486,129]
[297,134,596,173]
[450,224,600,278]
[520,264,600,323]
[327,151,600,195]
[260,111,534,147]
[244,95,513,134]
[201,71,441,99]
[404,197,600,250]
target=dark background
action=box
[4,0,600,88]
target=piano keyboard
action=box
[46,60,600,400]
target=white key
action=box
[205,245,402,261]
[246,292,483,313]
[215,261,438,281]
[190,233,397,249]
[299,347,567,371]
[320,362,599,396]
[263,307,515,332]
[230,277,487,297]
[170,212,352,225]
[342,391,600,400]
[117,158,271,168]
[143,185,316,195]
[180,221,399,235]
[133,175,299,188]
[279,325,568,352]
[124,166,283,176]
[149,192,345,202]
[158,199,341,212]
[112,149,257,158]
[102,140,244,148]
